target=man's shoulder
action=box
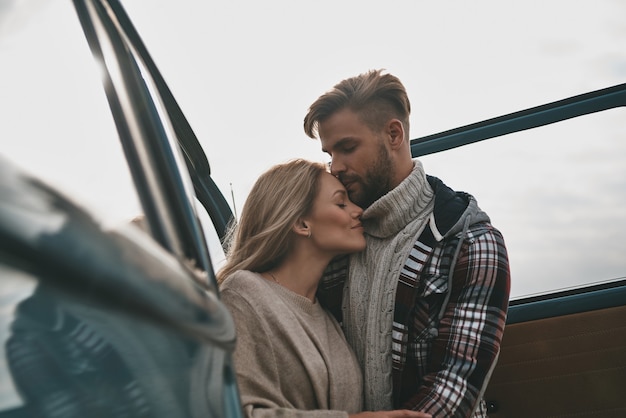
[467,221,501,238]
[437,220,497,246]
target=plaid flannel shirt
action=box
[319,221,510,418]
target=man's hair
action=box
[216,159,327,284]
[303,69,411,140]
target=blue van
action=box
[0,0,624,417]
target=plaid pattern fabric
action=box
[319,221,510,418]
[391,225,436,377]
[398,223,510,417]
[318,254,350,323]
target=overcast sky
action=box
[1,0,625,299]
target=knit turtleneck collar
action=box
[361,160,434,238]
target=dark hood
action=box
[427,175,491,240]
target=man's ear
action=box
[387,119,405,150]
[292,219,311,238]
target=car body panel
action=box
[0,157,240,417]
[1,0,242,416]
[0,0,623,416]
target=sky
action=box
[1,0,625,299]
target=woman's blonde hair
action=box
[216,159,327,284]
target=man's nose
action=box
[329,158,345,176]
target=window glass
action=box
[421,109,626,298]
[0,2,141,227]
[2,0,624,297]
[119,0,625,291]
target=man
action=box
[303,69,511,418]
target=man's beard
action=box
[341,143,393,209]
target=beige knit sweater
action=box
[221,270,363,418]
[343,160,435,410]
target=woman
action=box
[218,159,430,418]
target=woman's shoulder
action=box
[220,271,284,325]
[220,270,269,297]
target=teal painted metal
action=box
[506,278,626,324]
[411,83,626,157]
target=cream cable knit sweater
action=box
[221,270,363,418]
[342,160,435,411]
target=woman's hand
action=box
[349,410,431,418]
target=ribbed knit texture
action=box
[221,270,363,418]
[343,160,435,411]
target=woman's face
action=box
[303,172,366,255]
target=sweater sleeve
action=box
[403,226,511,417]
[220,288,350,418]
